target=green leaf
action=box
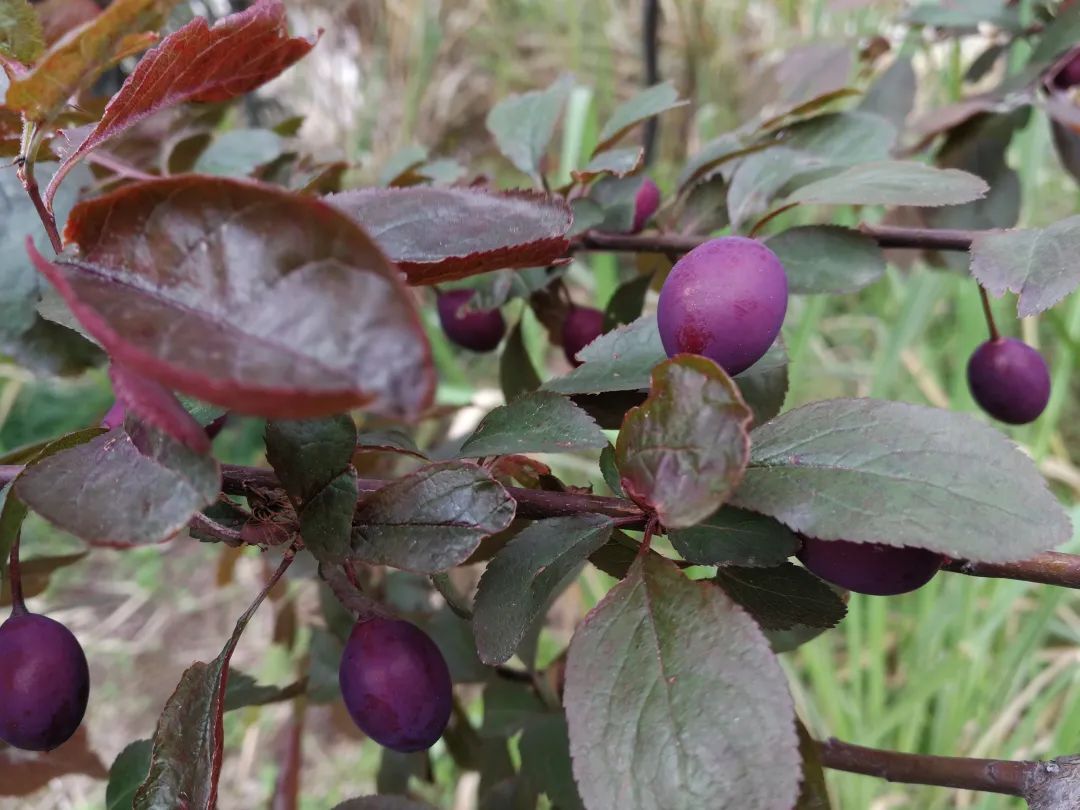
[1027,1,1080,69]
[714,563,846,631]
[780,111,897,166]
[766,226,886,294]
[541,314,664,395]
[106,740,153,810]
[573,146,644,182]
[0,550,87,605]
[860,57,916,131]
[222,670,297,712]
[766,623,831,654]
[472,514,614,664]
[786,160,989,207]
[192,128,284,177]
[265,415,357,504]
[728,147,826,230]
[379,144,428,186]
[499,320,542,402]
[586,174,650,233]
[595,81,685,152]
[519,715,584,810]
[603,272,653,330]
[733,338,788,425]
[616,356,751,529]
[356,428,427,459]
[0,163,103,376]
[300,469,358,563]
[332,797,435,810]
[564,554,800,810]
[134,556,283,809]
[906,0,1020,31]
[970,216,1080,317]
[0,0,44,64]
[599,444,624,496]
[17,422,217,547]
[459,391,607,458]
[732,398,1072,563]
[796,720,832,810]
[587,530,640,580]
[351,461,516,573]
[480,677,546,737]
[669,507,800,567]
[486,73,573,182]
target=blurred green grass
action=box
[5,1,1080,808]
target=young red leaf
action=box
[109,362,211,453]
[37,176,434,419]
[44,0,318,208]
[5,0,177,126]
[616,355,753,529]
[328,187,572,285]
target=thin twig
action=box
[8,529,25,616]
[641,0,661,165]
[817,737,1031,796]
[979,283,1001,341]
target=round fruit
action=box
[797,537,944,596]
[562,306,605,367]
[0,612,90,751]
[338,617,452,752]
[1053,51,1080,89]
[632,177,660,233]
[656,236,788,376]
[437,290,506,352]
[967,337,1051,425]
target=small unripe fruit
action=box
[632,177,660,233]
[437,290,506,352]
[338,617,452,752]
[797,537,944,596]
[967,337,1050,425]
[657,237,788,376]
[562,306,605,367]
[0,612,90,751]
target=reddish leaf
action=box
[15,421,220,547]
[5,0,177,126]
[0,728,107,797]
[37,176,433,419]
[109,362,211,453]
[328,187,572,285]
[44,0,318,209]
[34,0,101,45]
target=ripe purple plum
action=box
[562,306,605,367]
[632,177,660,233]
[967,337,1051,425]
[1053,50,1080,89]
[798,537,945,596]
[338,617,452,752]
[0,612,90,751]
[437,290,506,352]
[657,237,788,376]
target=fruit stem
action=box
[979,284,1001,341]
[8,529,26,617]
[637,514,659,558]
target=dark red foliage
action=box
[0,613,90,751]
[797,537,944,596]
[338,617,452,752]
[437,290,506,352]
[562,306,605,367]
[657,237,788,376]
[967,338,1051,425]
[632,176,661,233]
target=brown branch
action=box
[569,222,978,257]
[943,552,1080,589]
[817,737,1031,796]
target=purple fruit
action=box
[562,306,605,367]
[1053,50,1080,89]
[338,617,452,752]
[0,612,89,751]
[632,177,660,233]
[657,237,788,376]
[437,290,506,352]
[797,537,944,596]
[967,338,1051,425]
